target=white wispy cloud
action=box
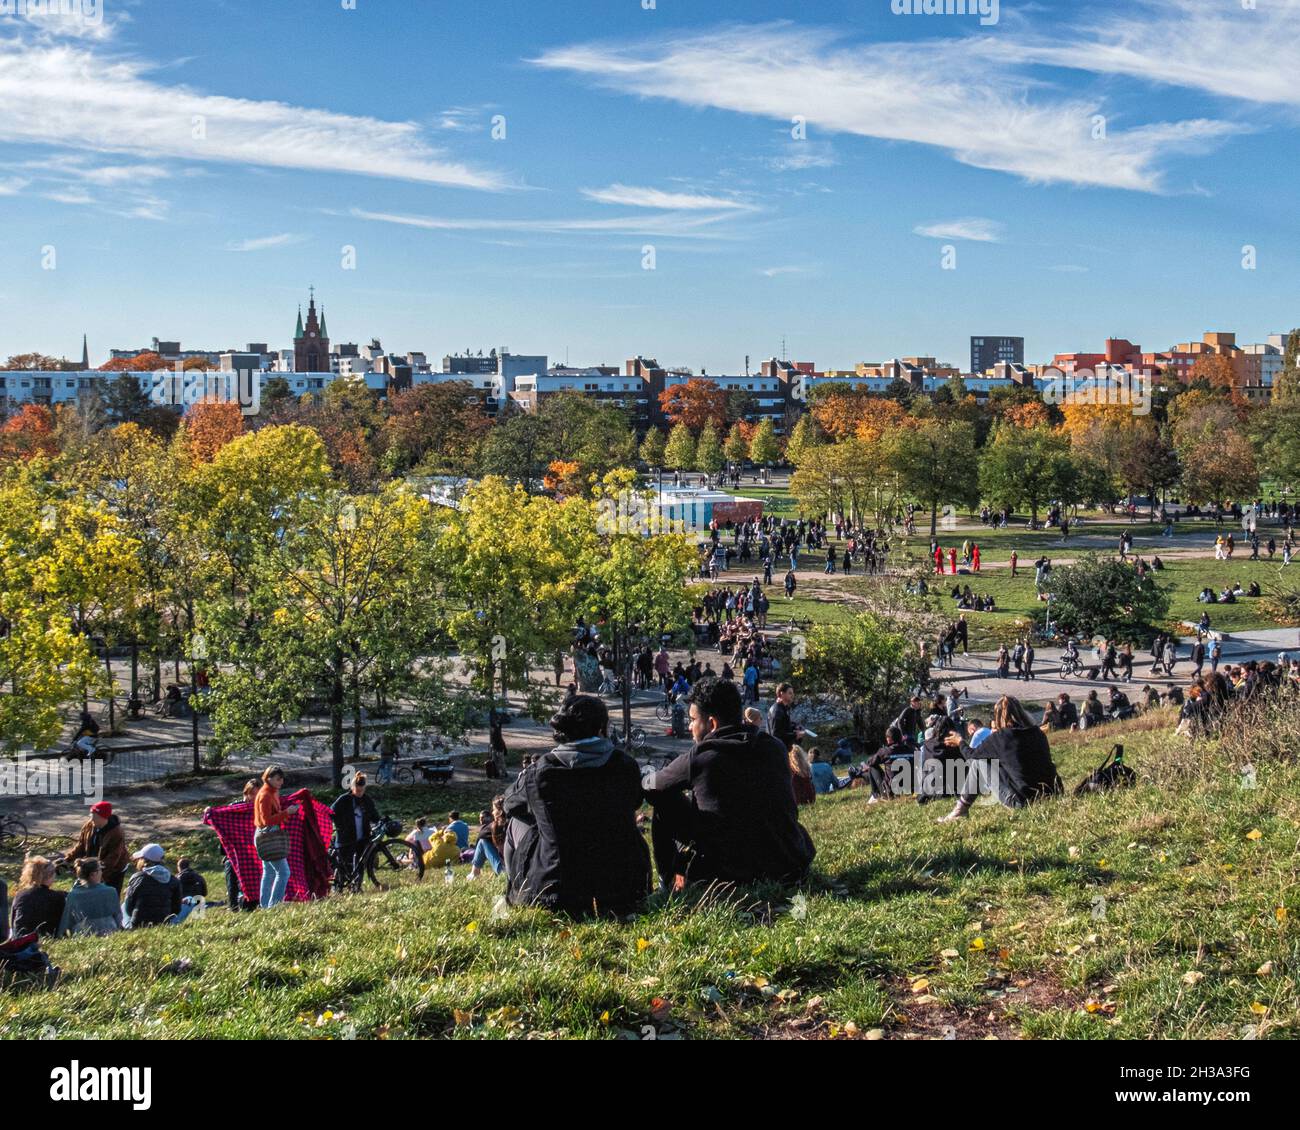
[225,233,303,252]
[981,0,1300,109]
[768,141,837,172]
[761,265,810,277]
[348,206,747,240]
[532,23,1237,192]
[0,177,28,195]
[914,218,1003,243]
[0,37,511,191]
[581,183,753,210]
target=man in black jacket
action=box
[767,683,804,751]
[331,773,380,881]
[643,677,815,889]
[503,695,650,916]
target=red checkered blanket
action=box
[203,788,334,902]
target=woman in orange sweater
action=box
[254,765,299,908]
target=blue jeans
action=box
[472,839,504,874]
[260,857,290,908]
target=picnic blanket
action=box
[203,788,334,902]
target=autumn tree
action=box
[182,399,246,464]
[658,378,727,433]
[724,422,749,467]
[0,404,58,462]
[381,380,491,478]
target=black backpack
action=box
[1074,744,1136,796]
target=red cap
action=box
[90,801,112,817]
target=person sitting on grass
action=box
[466,796,507,880]
[503,694,650,916]
[9,857,66,938]
[642,677,815,890]
[176,857,207,901]
[936,695,1062,823]
[57,857,123,938]
[405,816,434,862]
[122,844,182,929]
[789,744,816,807]
[810,747,846,794]
[444,811,470,853]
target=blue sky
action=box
[1,0,1298,372]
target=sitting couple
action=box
[503,680,814,916]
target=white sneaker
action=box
[464,869,480,882]
[937,803,970,824]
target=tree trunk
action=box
[330,650,345,790]
[929,500,938,537]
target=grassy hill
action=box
[3,712,1297,1040]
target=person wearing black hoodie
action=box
[936,695,1062,822]
[642,677,815,889]
[122,844,182,928]
[502,694,650,917]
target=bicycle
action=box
[610,722,647,752]
[654,694,674,722]
[0,813,29,856]
[329,817,426,894]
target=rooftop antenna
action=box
[781,336,787,362]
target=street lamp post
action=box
[190,631,207,773]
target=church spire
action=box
[295,305,304,339]
[319,306,328,339]
[81,333,89,370]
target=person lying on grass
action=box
[935,695,1063,824]
[641,676,814,892]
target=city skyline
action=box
[2,1,1299,371]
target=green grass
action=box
[4,719,1296,1040]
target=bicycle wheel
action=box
[655,701,671,721]
[629,727,647,751]
[393,766,415,786]
[0,817,28,855]
[367,839,426,889]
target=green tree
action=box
[584,471,697,741]
[749,418,781,468]
[203,486,446,785]
[1039,556,1170,642]
[639,427,667,469]
[885,418,980,535]
[796,613,923,745]
[978,424,1076,528]
[104,373,152,423]
[784,413,821,466]
[724,422,749,467]
[437,477,589,714]
[0,468,107,748]
[664,421,696,471]
[695,421,724,475]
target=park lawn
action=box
[776,549,1293,652]
[4,717,1296,1041]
